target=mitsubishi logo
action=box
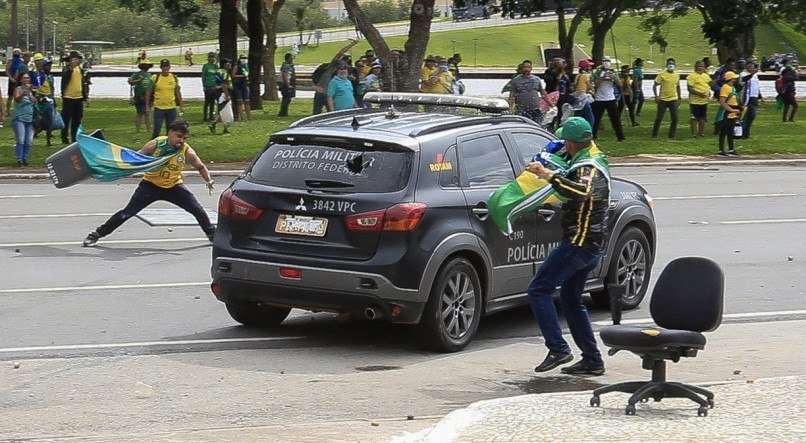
[295,198,307,211]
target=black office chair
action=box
[590,257,724,416]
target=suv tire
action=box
[590,227,651,310]
[418,257,482,353]
[226,301,292,327]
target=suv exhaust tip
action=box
[364,307,379,320]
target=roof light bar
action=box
[362,92,510,113]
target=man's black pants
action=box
[592,100,626,140]
[312,92,328,115]
[61,98,84,143]
[95,181,215,238]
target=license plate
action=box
[275,214,328,237]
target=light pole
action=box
[473,38,478,68]
[52,21,58,56]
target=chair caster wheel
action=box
[590,396,600,407]
[625,404,636,415]
[698,406,708,417]
[707,398,715,409]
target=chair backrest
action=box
[650,257,724,332]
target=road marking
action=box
[653,193,796,201]
[0,336,306,354]
[0,237,208,248]
[0,281,209,294]
[592,310,806,326]
[722,218,806,225]
[0,194,46,199]
[0,213,110,219]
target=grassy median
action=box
[1,97,803,169]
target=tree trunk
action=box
[36,0,45,52]
[10,0,19,48]
[401,0,436,92]
[236,9,249,34]
[588,6,623,63]
[556,4,588,66]
[219,0,238,62]
[342,0,393,89]
[261,0,286,101]
[247,0,264,109]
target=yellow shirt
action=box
[150,73,180,110]
[654,71,680,101]
[143,137,189,188]
[420,66,442,93]
[64,66,83,99]
[36,75,52,97]
[719,84,739,119]
[686,72,711,105]
[574,72,591,93]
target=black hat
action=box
[337,61,350,70]
[69,50,82,60]
[160,58,171,67]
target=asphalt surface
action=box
[1,163,805,440]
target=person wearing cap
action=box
[29,53,45,89]
[327,61,356,112]
[435,57,456,95]
[716,70,742,156]
[128,59,155,133]
[82,120,216,248]
[525,116,610,377]
[231,55,251,121]
[202,52,220,124]
[5,48,27,115]
[59,51,89,144]
[631,58,647,112]
[312,39,360,115]
[420,55,442,94]
[146,58,184,139]
[651,57,681,139]
[573,59,595,127]
[508,59,547,123]
[687,60,712,138]
[33,59,56,146]
[360,60,383,106]
[591,56,626,141]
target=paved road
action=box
[1,163,804,440]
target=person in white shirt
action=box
[739,61,762,139]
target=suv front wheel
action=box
[418,257,483,353]
[226,301,292,327]
[590,227,651,310]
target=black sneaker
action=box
[534,351,573,373]
[717,151,729,157]
[561,360,605,376]
[83,231,100,247]
[728,150,739,156]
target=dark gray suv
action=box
[211,93,656,352]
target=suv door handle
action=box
[472,202,489,220]
[538,208,555,222]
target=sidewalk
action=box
[402,376,805,442]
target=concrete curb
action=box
[2,157,805,181]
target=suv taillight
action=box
[218,189,263,221]
[345,203,427,232]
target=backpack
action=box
[311,63,330,84]
[775,76,784,94]
[153,73,178,86]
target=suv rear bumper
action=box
[211,257,425,324]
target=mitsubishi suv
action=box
[210,93,656,352]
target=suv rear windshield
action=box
[248,143,413,193]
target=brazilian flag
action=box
[77,128,180,182]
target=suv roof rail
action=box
[363,92,510,113]
[288,108,372,128]
[409,114,533,137]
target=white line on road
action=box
[0,237,208,248]
[653,193,796,200]
[722,219,806,225]
[0,281,209,294]
[0,213,110,219]
[592,310,806,326]
[0,336,305,354]
[0,194,46,199]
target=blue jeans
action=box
[12,119,34,163]
[527,242,604,365]
[152,108,177,139]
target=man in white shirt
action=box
[591,56,625,141]
[739,61,762,139]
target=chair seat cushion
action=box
[600,325,706,350]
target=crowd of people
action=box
[505,54,800,157]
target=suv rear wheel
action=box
[226,301,292,327]
[590,227,651,310]
[418,257,482,352]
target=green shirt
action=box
[202,63,219,88]
[129,70,154,98]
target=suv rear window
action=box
[248,143,413,193]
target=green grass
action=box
[2,98,803,169]
[770,21,806,62]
